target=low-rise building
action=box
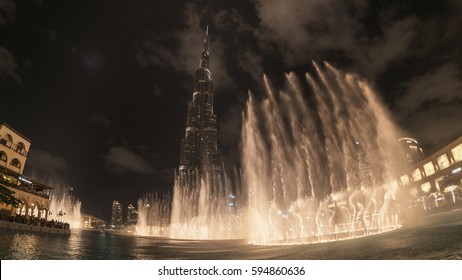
[0,122,52,220]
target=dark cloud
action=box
[26,149,69,174]
[237,49,263,82]
[252,0,421,78]
[86,113,114,131]
[254,0,365,64]
[442,0,462,40]
[47,29,57,42]
[102,146,154,175]
[35,27,58,42]
[33,0,44,6]
[0,46,22,84]
[398,63,462,113]
[153,82,163,97]
[0,0,16,25]
[213,8,255,34]
[136,3,234,92]
[397,63,462,150]
[400,103,462,152]
[84,53,102,70]
[213,8,263,82]
[0,2,22,84]
[361,17,418,76]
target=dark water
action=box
[1,209,462,260]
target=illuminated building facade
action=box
[178,28,221,184]
[126,203,137,225]
[398,135,462,210]
[81,213,105,229]
[0,122,31,175]
[111,200,123,227]
[0,122,52,219]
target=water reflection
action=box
[66,230,83,259]
[11,233,39,259]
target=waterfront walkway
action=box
[0,212,70,234]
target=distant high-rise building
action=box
[111,200,123,227]
[126,204,137,225]
[178,27,221,184]
[399,137,424,164]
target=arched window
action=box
[10,158,21,169]
[15,142,26,155]
[0,152,7,163]
[0,134,13,148]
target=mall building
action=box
[398,135,462,211]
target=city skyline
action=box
[1,0,462,221]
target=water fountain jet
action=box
[49,192,82,229]
[242,62,407,245]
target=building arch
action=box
[15,198,27,216]
[29,201,41,218]
[15,142,26,155]
[0,133,13,148]
[0,151,7,164]
[10,158,21,169]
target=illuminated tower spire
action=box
[200,25,209,68]
[178,27,221,182]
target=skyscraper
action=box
[126,203,137,225]
[178,27,221,184]
[111,200,123,227]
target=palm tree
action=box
[0,180,21,208]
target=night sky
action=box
[1,0,461,221]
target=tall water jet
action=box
[169,171,245,240]
[242,62,407,244]
[135,171,245,240]
[135,193,171,237]
[49,191,82,229]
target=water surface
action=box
[1,209,461,260]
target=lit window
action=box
[421,182,431,193]
[400,174,410,186]
[423,162,435,176]
[451,144,462,162]
[437,154,450,170]
[412,168,422,181]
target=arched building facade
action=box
[0,122,52,220]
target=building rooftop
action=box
[0,122,31,143]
